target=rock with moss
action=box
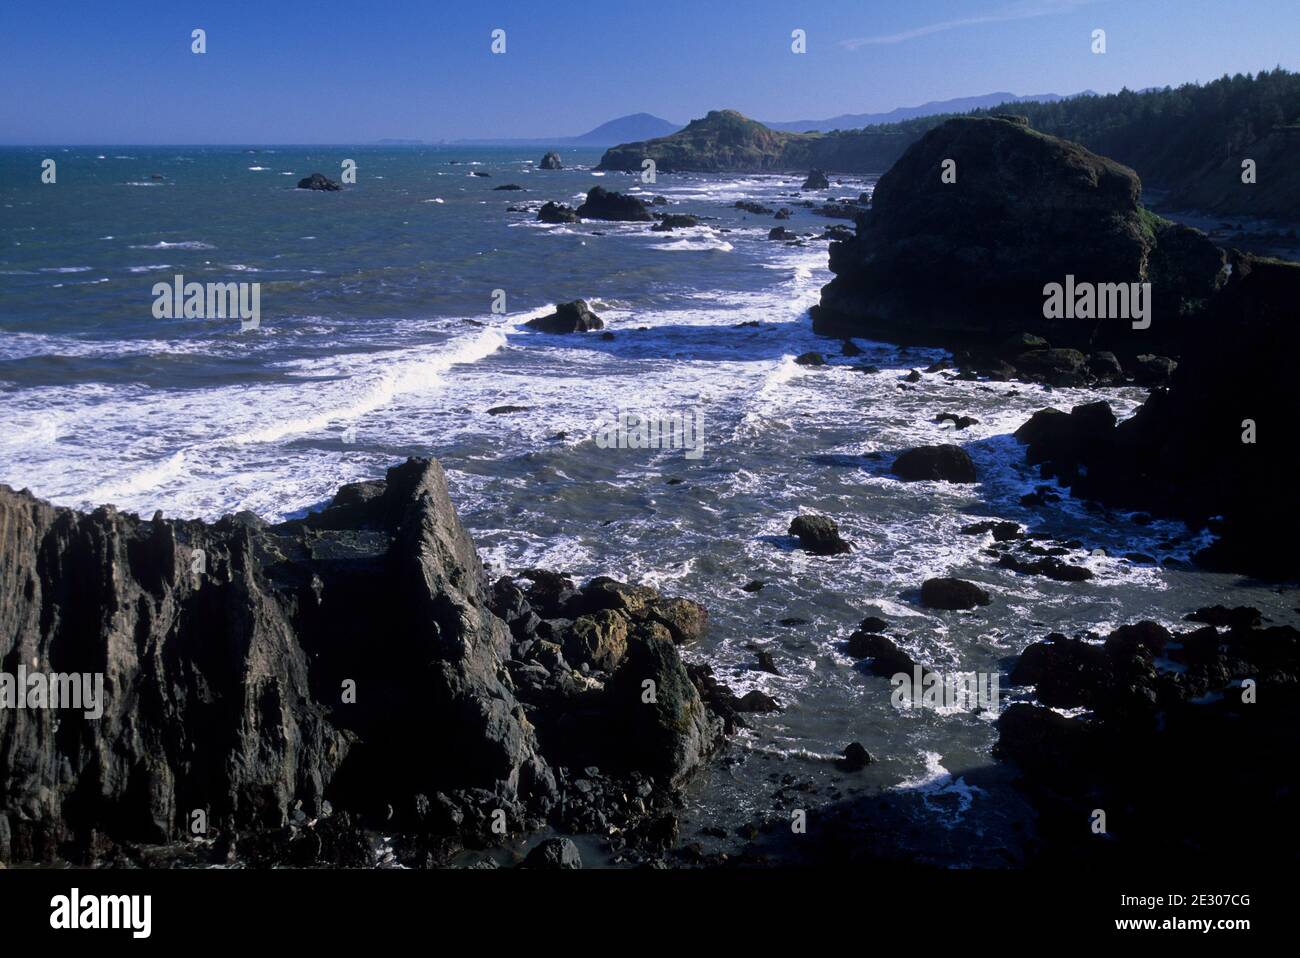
[811,116,1228,374]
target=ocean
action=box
[1,144,1291,865]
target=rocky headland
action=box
[596,109,914,175]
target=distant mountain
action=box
[764,92,1092,133]
[451,113,681,148]
[566,113,681,145]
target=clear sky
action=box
[3,0,1297,143]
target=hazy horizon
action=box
[3,0,1298,145]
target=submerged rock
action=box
[651,214,700,231]
[537,201,580,223]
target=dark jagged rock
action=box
[997,553,1094,582]
[769,227,798,240]
[0,462,736,866]
[537,201,581,224]
[575,186,654,222]
[1013,257,1300,579]
[891,445,978,483]
[539,152,563,170]
[960,520,1022,541]
[802,169,830,190]
[997,620,1300,867]
[920,577,992,610]
[492,184,525,191]
[1087,350,1124,382]
[1012,348,1090,386]
[297,173,342,191]
[525,300,604,333]
[837,742,874,771]
[819,224,855,242]
[794,351,826,366]
[494,572,727,791]
[521,836,581,868]
[1132,353,1177,386]
[735,201,775,215]
[487,404,531,415]
[1185,605,1262,629]
[788,514,851,555]
[0,459,534,862]
[811,116,1228,376]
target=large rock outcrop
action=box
[811,116,1227,366]
[1013,254,1300,579]
[596,109,913,175]
[0,459,725,865]
[575,186,654,222]
[525,299,604,333]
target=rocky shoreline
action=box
[4,114,1297,872]
[0,459,739,868]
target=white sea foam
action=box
[128,241,216,250]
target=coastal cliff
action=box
[0,458,729,866]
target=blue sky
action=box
[2,0,1297,143]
